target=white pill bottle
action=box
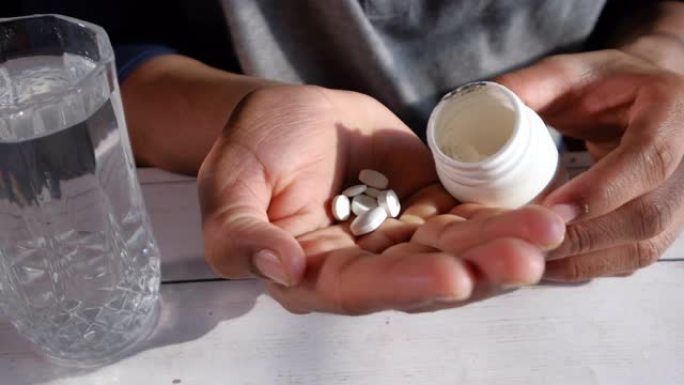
[427,81,559,209]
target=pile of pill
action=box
[331,169,401,236]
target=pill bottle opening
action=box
[433,83,518,163]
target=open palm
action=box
[198,85,564,314]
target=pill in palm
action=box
[359,169,389,189]
[377,189,401,217]
[331,194,351,221]
[364,187,382,198]
[351,194,378,216]
[331,169,400,236]
[342,184,367,197]
[350,206,388,236]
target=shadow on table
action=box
[2,279,261,385]
[134,278,261,354]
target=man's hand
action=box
[498,49,684,282]
[197,85,565,314]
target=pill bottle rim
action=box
[426,81,526,170]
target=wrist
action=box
[122,55,281,174]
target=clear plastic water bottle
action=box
[0,15,161,366]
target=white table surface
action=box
[1,165,683,385]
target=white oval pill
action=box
[364,187,382,198]
[342,184,367,197]
[351,194,378,216]
[378,189,401,217]
[350,206,388,236]
[359,169,389,189]
[331,195,350,221]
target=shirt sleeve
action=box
[114,44,177,82]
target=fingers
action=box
[548,169,684,260]
[398,184,458,225]
[355,218,419,254]
[497,49,684,285]
[544,172,684,281]
[400,282,512,314]
[412,205,566,253]
[269,237,546,315]
[543,87,684,221]
[500,51,684,223]
[267,244,477,315]
[270,222,548,315]
[409,206,558,290]
[458,238,546,287]
[543,228,679,282]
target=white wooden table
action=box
[1,166,683,385]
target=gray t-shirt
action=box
[220,0,607,135]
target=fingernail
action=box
[541,214,567,252]
[542,230,565,254]
[542,241,563,253]
[254,249,289,286]
[398,214,425,225]
[550,203,582,223]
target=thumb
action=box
[203,205,306,287]
[199,145,306,287]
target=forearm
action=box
[121,54,279,175]
[618,1,684,74]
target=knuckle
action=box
[554,258,590,282]
[633,197,671,239]
[659,227,680,249]
[563,223,596,255]
[633,240,662,269]
[640,139,676,185]
[437,217,468,249]
[567,261,590,282]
